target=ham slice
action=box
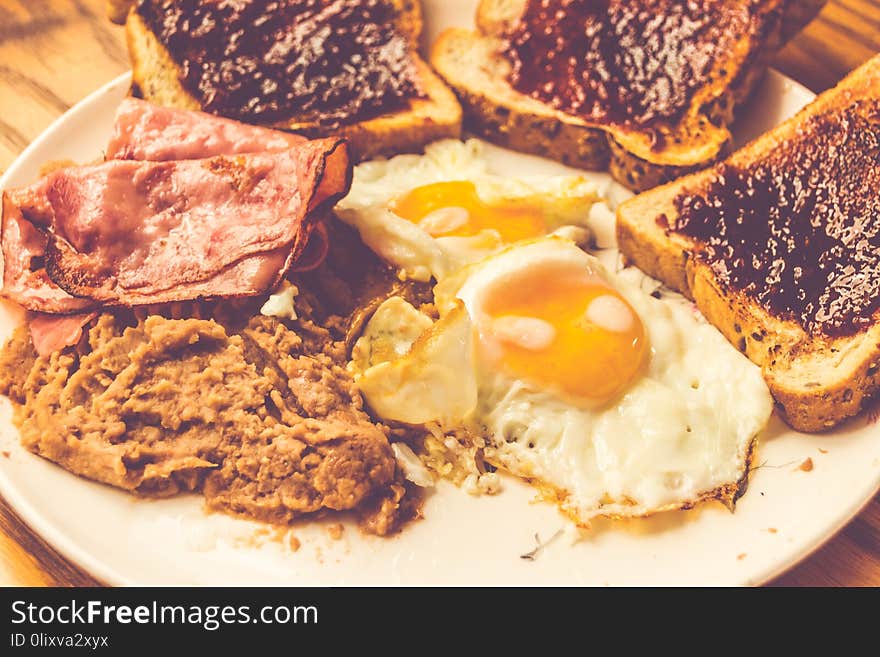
[29,311,97,357]
[0,99,352,354]
[106,98,307,162]
[0,194,94,313]
[1,100,328,315]
[25,139,349,304]
[2,100,331,315]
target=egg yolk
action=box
[391,181,547,243]
[481,274,648,405]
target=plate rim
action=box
[0,72,137,586]
[1,69,876,587]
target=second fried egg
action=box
[335,139,601,282]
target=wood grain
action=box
[0,0,878,587]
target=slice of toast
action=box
[431,0,826,192]
[616,54,880,432]
[123,0,461,162]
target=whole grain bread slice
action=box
[616,54,880,432]
[431,0,826,192]
[121,0,462,163]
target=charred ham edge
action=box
[290,221,330,273]
[0,193,96,314]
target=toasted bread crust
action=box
[451,75,610,171]
[617,54,880,432]
[606,137,716,194]
[431,0,824,191]
[688,261,880,432]
[125,1,461,163]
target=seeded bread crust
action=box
[124,0,462,163]
[616,55,880,432]
[431,0,826,191]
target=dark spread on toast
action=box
[136,0,423,126]
[503,0,768,145]
[671,100,880,337]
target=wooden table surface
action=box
[0,0,878,587]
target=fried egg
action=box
[335,139,601,282]
[353,239,773,522]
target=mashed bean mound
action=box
[0,298,417,535]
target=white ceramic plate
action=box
[2,2,879,586]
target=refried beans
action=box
[0,218,431,535]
